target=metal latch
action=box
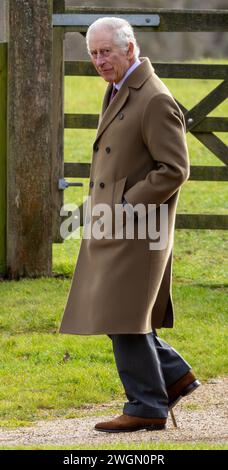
[58,178,84,190]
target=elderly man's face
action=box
[89,29,135,84]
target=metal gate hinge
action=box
[58,178,84,190]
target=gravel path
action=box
[0,378,227,447]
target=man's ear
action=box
[127,42,135,60]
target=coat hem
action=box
[59,329,154,336]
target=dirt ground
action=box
[0,377,227,447]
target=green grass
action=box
[0,442,227,450]
[0,59,227,434]
[0,278,227,428]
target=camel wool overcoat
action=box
[59,57,189,335]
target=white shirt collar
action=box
[114,58,141,91]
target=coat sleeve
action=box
[123,92,190,208]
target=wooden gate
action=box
[52,4,228,245]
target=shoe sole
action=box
[169,380,201,410]
[95,424,166,433]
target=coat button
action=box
[118,112,124,120]
[93,143,99,152]
[89,181,94,188]
[100,182,105,188]
[105,147,111,154]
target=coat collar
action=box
[94,58,154,143]
[124,57,154,89]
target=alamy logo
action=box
[60,197,169,251]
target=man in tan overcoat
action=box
[59,17,200,432]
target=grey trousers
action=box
[109,331,190,419]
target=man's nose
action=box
[96,54,106,66]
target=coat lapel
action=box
[95,84,129,142]
[95,58,154,143]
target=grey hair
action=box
[86,17,140,59]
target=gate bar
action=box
[53,8,228,32]
[53,13,160,28]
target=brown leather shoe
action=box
[168,370,201,409]
[94,414,166,433]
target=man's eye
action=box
[90,50,97,57]
[90,49,112,59]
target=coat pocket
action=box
[113,176,128,208]
[112,177,128,236]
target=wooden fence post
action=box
[0,44,7,276]
[52,0,65,243]
[7,0,53,278]
[0,0,8,276]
